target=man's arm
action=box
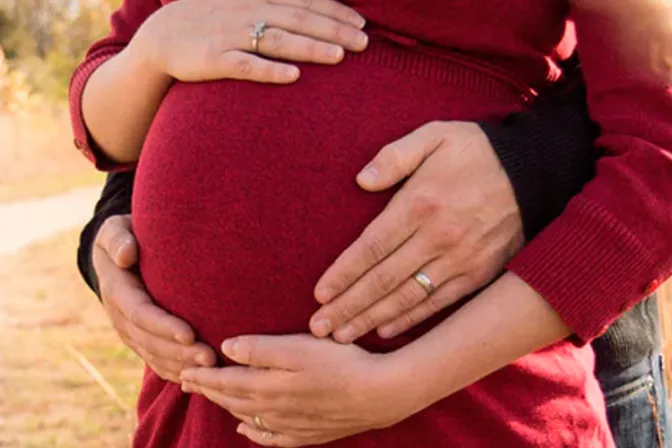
[480,76,597,240]
[78,171,135,294]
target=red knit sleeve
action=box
[506,10,672,343]
[69,0,162,171]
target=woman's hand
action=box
[131,0,369,84]
[180,335,423,447]
[310,122,525,343]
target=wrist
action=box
[124,20,172,87]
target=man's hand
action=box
[93,215,217,382]
[310,122,525,343]
[181,335,419,447]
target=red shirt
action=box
[70,1,672,446]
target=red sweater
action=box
[69,1,672,447]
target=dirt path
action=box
[0,186,102,257]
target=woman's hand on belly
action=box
[180,335,421,447]
[310,121,524,343]
[131,0,369,85]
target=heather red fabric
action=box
[69,0,672,446]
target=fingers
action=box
[221,334,312,370]
[127,323,217,367]
[312,203,417,311]
[265,4,369,52]
[311,237,437,342]
[268,0,366,29]
[215,51,301,84]
[377,276,475,339]
[180,366,297,400]
[356,121,446,191]
[94,239,196,345]
[236,423,302,447]
[257,28,345,64]
[95,214,137,268]
[330,261,458,344]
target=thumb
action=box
[221,335,313,370]
[96,214,138,269]
[356,122,445,191]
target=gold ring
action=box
[413,271,437,296]
[249,21,267,53]
[253,415,267,431]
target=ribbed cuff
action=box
[69,48,136,172]
[507,196,658,343]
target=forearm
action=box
[81,42,171,164]
[479,76,597,240]
[390,273,571,406]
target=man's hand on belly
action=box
[93,215,217,382]
[310,122,525,343]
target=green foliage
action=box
[0,0,123,101]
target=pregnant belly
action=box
[133,41,526,356]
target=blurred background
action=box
[0,1,145,446]
[0,1,671,447]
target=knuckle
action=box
[363,236,388,264]
[234,57,254,77]
[411,189,442,220]
[396,285,422,310]
[331,301,360,323]
[425,296,446,314]
[330,22,345,41]
[290,8,309,25]
[368,269,395,294]
[269,29,284,52]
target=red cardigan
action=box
[69,1,672,446]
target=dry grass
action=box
[0,230,144,448]
[0,107,104,204]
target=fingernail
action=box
[285,66,300,80]
[181,382,191,393]
[357,163,378,184]
[311,319,332,338]
[174,333,191,344]
[236,424,244,435]
[350,14,366,29]
[335,326,356,343]
[315,287,335,303]
[221,339,238,358]
[195,353,209,366]
[377,326,396,339]
[328,45,344,60]
[355,32,369,49]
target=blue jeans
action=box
[597,353,672,448]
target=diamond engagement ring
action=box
[249,21,268,53]
[413,271,437,296]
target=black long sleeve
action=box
[77,170,135,295]
[479,80,597,240]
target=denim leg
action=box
[598,353,672,448]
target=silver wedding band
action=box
[413,271,437,296]
[249,21,268,53]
